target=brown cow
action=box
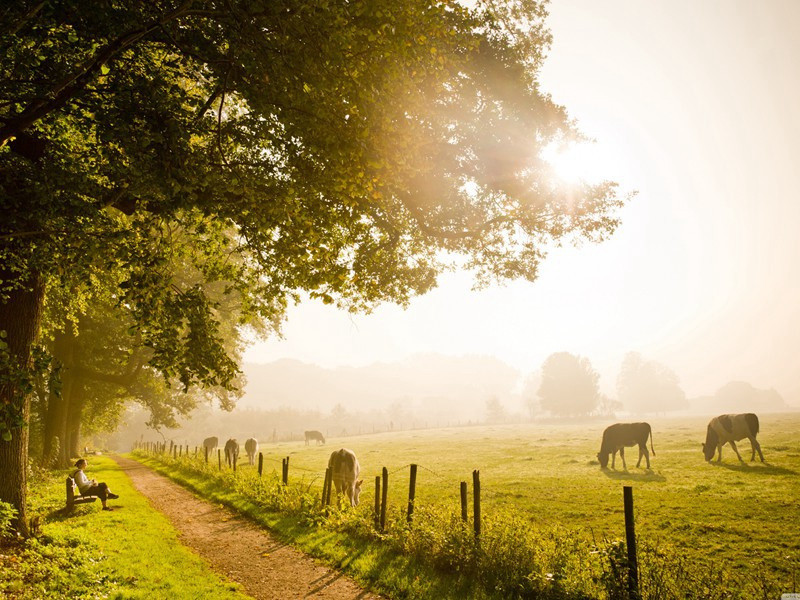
[224,438,239,467]
[305,430,325,445]
[702,413,764,463]
[597,422,655,470]
[328,448,362,507]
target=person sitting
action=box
[72,458,119,511]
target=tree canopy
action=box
[1,0,626,534]
[616,352,686,414]
[537,352,600,417]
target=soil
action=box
[112,455,385,600]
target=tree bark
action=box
[42,327,77,468]
[66,379,85,460]
[0,269,46,537]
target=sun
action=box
[541,141,618,185]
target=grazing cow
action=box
[203,436,218,453]
[597,422,655,470]
[703,413,764,463]
[328,448,362,507]
[244,438,258,465]
[224,438,239,467]
[305,430,326,445]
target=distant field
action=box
[231,412,800,577]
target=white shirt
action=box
[74,469,92,493]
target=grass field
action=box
[0,455,251,599]
[222,412,800,571]
[145,411,800,598]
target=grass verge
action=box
[0,455,253,599]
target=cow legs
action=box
[716,445,723,462]
[619,447,627,470]
[611,450,617,470]
[728,440,744,462]
[749,437,765,462]
[637,445,650,469]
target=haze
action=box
[243,1,800,409]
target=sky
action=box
[244,1,800,403]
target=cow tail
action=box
[745,413,760,437]
[649,424,656,456]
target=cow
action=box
[328,448,362,507]
[702,413,764,463]
[224,438,239,467]
[244,438,258,465]
[203,436,218,454]
[597,422,655,470]
[305,430,326,445]
[203,436,218,461]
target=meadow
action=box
[139,412,800,598]
[0,456,250,599]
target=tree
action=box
[616,352,686,414]
[537,352,600,417]
[485,396,507,423]
[1,1,626,534]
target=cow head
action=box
[352,479,363,507]
[702,426,717,461]
[597,451,610,469]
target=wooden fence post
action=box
[623,486,639,599]
[173,445,177,459]
[217,449,221,470]
[380,467,388,532]
[169,441,173,455]
[460,482,468,522]
[407,464,417,524]
[282,456,289,485]
[473,470,481,539]
[258,452,263,477]
[233,452,237,472]
[205,446,208,464]
[321,467,331,506]
[374,475,381,529]
[325,468,333,506]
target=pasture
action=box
[217,413,800,576]
[137,412,800,598]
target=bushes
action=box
[0,501,17,540]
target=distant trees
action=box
[711,381,786,413]
[616,352,686,414]
[537,352,600,417]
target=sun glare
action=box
[541,141,618,185]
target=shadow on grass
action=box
[601,469,666,483]
[45,504,100,523]
[710,461,797,476]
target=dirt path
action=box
[112,455,385,600]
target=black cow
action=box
[597,422,655,470]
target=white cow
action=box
[244,438,258,465]
[328,448,362,507]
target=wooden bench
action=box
[65,476,97,511]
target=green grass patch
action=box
[0,455,252,599]
[137,413,800,599]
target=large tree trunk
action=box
[0,269,46,537]
[66,379,85,460]
[42,328,77,468]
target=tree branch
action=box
[0,0,197,146]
